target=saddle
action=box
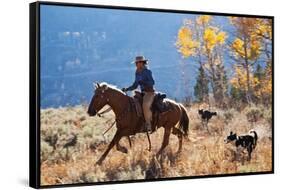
[132,91,171,118]
[152,92,171,113]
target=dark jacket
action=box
[127,66,155,92]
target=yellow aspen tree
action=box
[176,15,228,106]
[229,17,264,104]
[257,19,273,104]
[229,17,272,104]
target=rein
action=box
[97,107,112,117]
[98,98,132,136]
[96,107,114,135]
[102,120,116,136]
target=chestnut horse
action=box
[87,82,189,165]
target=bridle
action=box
[96,90,132,121]
[91,88,110,116]
[92,88,132,135]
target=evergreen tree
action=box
[254,64,265,80]
[230,85,245,106]
[253,64,265,103]
[194,66,209,102]
[213,63,229,106]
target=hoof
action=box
[117,146,128,154]
[176,150,182,154]
[96,158,104,165]
[156,152,161,158]
[96,161,102,165]
[122,148,128,154]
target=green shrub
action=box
[82,126,93,138]
[263,108,272,125]
[41,141,53,162]
[223,109,236,123]
[80,170,107,182]
[114,166,144,181]
[244,105,264,123]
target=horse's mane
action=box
[99,82,126,95]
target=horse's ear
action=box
[93,82,98,89]
[93,82,100,89]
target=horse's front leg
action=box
[116,137,129,154]
[156,126,171,157]
[127,136,132,148]
[96,131,122,165]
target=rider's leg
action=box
[143,91,155,131]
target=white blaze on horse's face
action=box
[92,85,109,112]
[88,83,110,116]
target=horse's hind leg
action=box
[172,127,183,153]
[146,131,152,151]
[96,131,121,165]
[156,127,171,157]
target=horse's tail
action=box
[179,104,189,137]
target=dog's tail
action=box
[179,104,189,137]
[249,130,258,149]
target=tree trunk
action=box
[243,36,252,104]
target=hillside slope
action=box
[40,105,272,185]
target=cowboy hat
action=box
[131,55,148,64]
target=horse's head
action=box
[87,82,110,116]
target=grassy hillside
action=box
[40,104,272,186]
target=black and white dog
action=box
[198,109,217,132]
[224,130,258,161]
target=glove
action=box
[121,88,127,92]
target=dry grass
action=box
[40,104,272,186]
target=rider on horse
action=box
[122,56,155,133]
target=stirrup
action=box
[146,125,153,134]
[147,128,152,134]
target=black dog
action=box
[224,130,258,161]
[198,109,217,122]
[198,109,217,132]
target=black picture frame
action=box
[29,1,274,188]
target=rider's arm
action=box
[126,73,138,91]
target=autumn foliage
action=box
[176,16,272,107]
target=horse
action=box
[87,82,189,165]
